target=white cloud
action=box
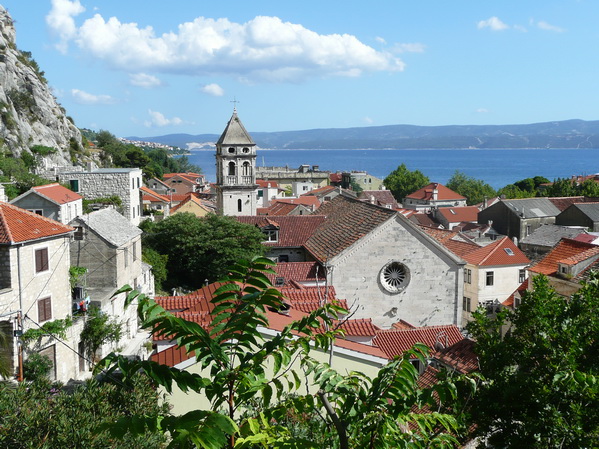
[476,108,489,114]
[129,73,163,88]
[71,88,116,104]
[46,12,405,82]
[144,110,184,127]
[45,0,85,53]
[536,20,565,33]
[201,83,225,96]
[375,36,387,45]
[392,43,426,53]
[477,17,509,31]
[363,116,374,124]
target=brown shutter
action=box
[38,297,52,322]
[35,249,49,273]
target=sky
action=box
[1,0,598,138]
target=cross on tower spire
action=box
[230,97,240,113]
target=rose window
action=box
[379,261,410,294]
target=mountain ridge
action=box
[127,118,599,150]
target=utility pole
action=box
[16,311,23,382]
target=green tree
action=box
[0,375,168,448]
[383,163,429,203]
[142,213,267,289]
[446,170,496,205]
[97,258,465,448]
[142,247,168,293]
[80,306,122,365]
[541,177,578,197]
[466,274,599,448]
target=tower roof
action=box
[216,109,255,146]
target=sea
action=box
[186,148,599,190]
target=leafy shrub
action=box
[22,352,53,381]
[30,144,57,156]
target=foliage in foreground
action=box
[97,257,466,448]
[0,375,168,449]
[466,274,599,448]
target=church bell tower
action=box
[215,108,258,216]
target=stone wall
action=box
[58,169,142,225]
[328,216,463,329]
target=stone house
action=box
[555,202,599,231]
[162,172,206,195]
[434,206,479,230]
[478,197,561,244]
[403,183,466,212]
[10,183,83,224]
[170,193,214,218]
[421,228,529,326]
[69,208,154,360]
[0,202,83,382]
[140,186,171,217]
[58,168,143,226]
[358,190,400,210]
[255,165,330,191]
[519,224,587,262]
[303,195,465,328]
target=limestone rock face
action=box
[0,5,87,169]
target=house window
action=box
[133,242,137,261]
[278,255,289,263]
[514,296,521,308]
[28,209,43,216]
[519,269,526,283]
[238,199,242,213]
[242,147,249,153]
[124,247,129,268]
[228,162,236,176]
[264,230,279,242]
[228,147,235,154]
[463,296,471,312]
[74,226,84,241]
[486,271,494,286]
[38,296,52,322]
[35,248,49,273]
[242,162,251,176]
[465,268,472,284]
[69,179,79,192]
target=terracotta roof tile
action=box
[419,226,480,258]
[304,195,396,262]
[32,183,82,204]
[358,190,400,209]
[436,206,479,223]
[433,338,478,374]
[237,215,327,247]
[256,179,280,188]
[140,186,170,203]
[269,262,324,285]
[373,325,463,359]
[391,319,416,330]
[405,183,465,201]
[265,202,303,216]
[462,236,530,266]
[502,279,529,307]
[336,318,381,337]
[0,203,73,244]
[529,238,599,276]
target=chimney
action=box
[432,183,439,201]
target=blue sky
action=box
[1,0,597,138]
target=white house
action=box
[10,183,83,224]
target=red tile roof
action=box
[410,213,442,228]
[373,325,464,359]
[256,179,280,188]
[405,183,465,201]
[170,194,212,213]
[270,262,323,285]
[358,190,400,209]
[392,319,416,330]
[336,318,381,337]
[32,183,82,204]
[304,194,397,262]
[502,279,529,308]
[329,173,342,184]
[265,202,304,216]
[140,186,170,203]
[0,203,74,244]
[419,226,480,258]
[548,196,586,211]
[304,185,337,197]
[529,238,599,276]
[433,338,478,374]
[436,206,479,223]
[462,237,529,266]
[275,197,321,209]
[237,215,327,247]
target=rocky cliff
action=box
[0,5,91,171]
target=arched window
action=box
[242,147,250,153]
[228,161,236,176]
[238,199,242,212]
[242,161,251,176]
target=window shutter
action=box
[35,249,48,273]
[38,297,52,322]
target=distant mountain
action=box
[127,119,599,151]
